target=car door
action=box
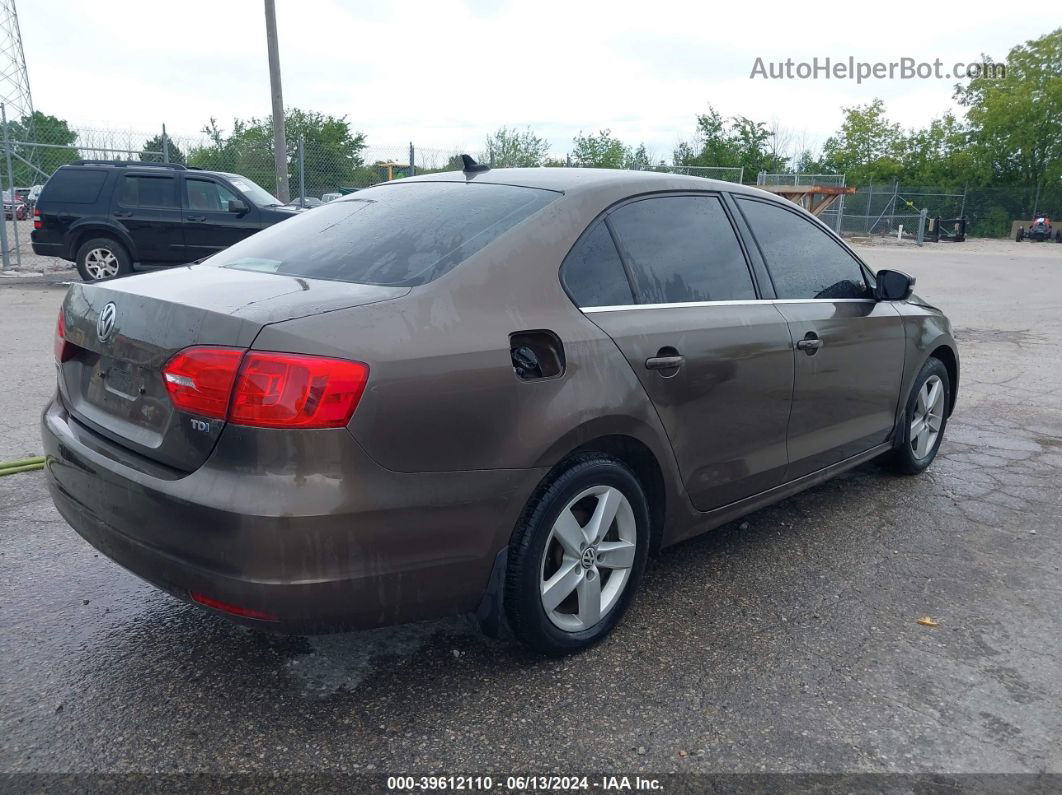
[111,172,185,262]
[181,176,261,259]
[735,197,905,479]
[565,193,795,511]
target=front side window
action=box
[737,198,870,300]
[607,195,756,304]
[561,222,634,307]
[185,179,238,212]
[206,181,558,286]
[118,175,177,208]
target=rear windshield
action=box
[207,181,558,286]
[40,169,108,204]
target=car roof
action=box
[397,166,771,198]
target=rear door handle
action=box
[796,334,823,354]
[645,355,685,371]
[114,210,133,218]
[187,215,206,222]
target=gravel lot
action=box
[1,240,1060,782]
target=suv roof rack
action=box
[70,160,202,171]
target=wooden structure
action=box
[758,184,856,218]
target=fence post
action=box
[834,174,846,234]
[409,142,415,177]
[959,183,967,219]
[864,182,873,233]
[0,121,8,270]
[162,124,169,163]
[297,135,305,208]
[917,208,927,247]
[1,102,20,268]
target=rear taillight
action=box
[162,347,369,429]
[54,309,73,363]
[229,352,369,428]
[162,347,244,420]
[33,207,42,229]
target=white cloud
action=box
[17,0,1039,160]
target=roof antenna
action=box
[460,154,491,173]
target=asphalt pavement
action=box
[1,241,1060,782]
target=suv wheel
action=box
[506,455,649,655]
[882,357,951,475]
[76,237,131,282]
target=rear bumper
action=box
[42,397,545,633]
[30,240,68,259]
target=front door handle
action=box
[645,354,686,371]
[187,214,207,222]
[796,333,823,354]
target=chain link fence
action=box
[2,113,1058,269]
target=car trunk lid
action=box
[58,265,407,472]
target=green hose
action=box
[0,456,45,476]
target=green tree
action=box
[573,127,645,167]
[955,28,1062,191]
[6,111,78,185]
[141,133,185,164]
[674,106,788,177]
[188,109,367,198]
[820,99,905,183]
[484,126,550,167]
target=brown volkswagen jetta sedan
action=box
[43,165,958,654]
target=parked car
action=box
[27,183,44,209]
[44,164,959,654]
[3,197,27,220]
[321,192,342,203]
[30,161,300,282]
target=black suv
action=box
[31,161,299,281]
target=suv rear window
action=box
[207,182,558,286]
[39,169,108,204]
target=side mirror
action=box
[228,198,249,215]
[875,269,915,301]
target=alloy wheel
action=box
[539,485,637,632]
[910,374,944,459]
[84,248,120,280]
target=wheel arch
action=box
[67,221,135,262]
[539,432,668,554]
[928,344,959,416]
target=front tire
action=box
[505,455,650,655]
[882,357,951,475]
[76,237,132,282]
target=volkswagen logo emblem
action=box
[580,546,597,570]
[96,302,117,343]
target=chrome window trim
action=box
[582,298,877,313]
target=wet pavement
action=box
[1,243,1061,777]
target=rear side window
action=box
[608,195,756,304]
[561,223,634,307]
[39,169,107,204]
[737,198,870,300]
[207,182,557,286]
[117,175,177,208]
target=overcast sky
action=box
[19,0,1039,162]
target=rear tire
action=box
[881,357,951,476]
[505,455,650,655]
[76,237,132,282]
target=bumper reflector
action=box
[190,592,279,622]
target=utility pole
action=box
[264,0,289,202]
